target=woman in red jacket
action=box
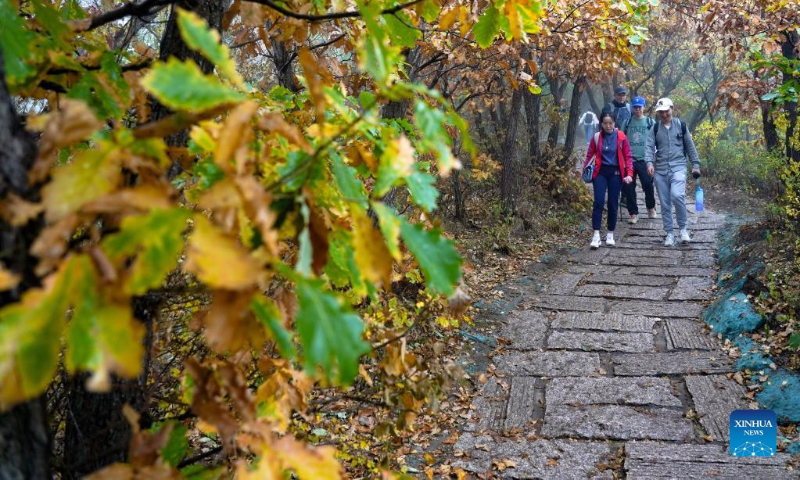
[583,111,634,249]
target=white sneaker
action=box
[648,209,657,219]
[664,233,675,247]
[605,232,616,246]
[590,232,601,249]
[680,228,691,243]
[628,214,638,224]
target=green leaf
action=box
[371,202,402,261]
[331,152,368,209]
[407,170,438,212]
[193,157,225,190]
[325,230,367,295]
[158,422,189,467]
[790,332,800,351]
[0,258,76,407]
[295,277,370,384]
[385,12,421,48]
[419,0,442,23]
[102,208,191,295]
[66,256,145,382]
[42,145,121,221]
[176,8,245,89]
[32,0,72,49]
[141,58,245,112]
[0,0,40,90]
[67,71,124,119]
[473,5,500,48]
[400,220,462,295]
[360,34,394,86]
[414,100,459,175]
[251,296,296,360]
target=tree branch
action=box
[71,0,172,33]
[245,0,424,22]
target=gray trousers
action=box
[653,170,688,232]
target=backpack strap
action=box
[646,117,654,129]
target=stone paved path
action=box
[453,201,796,478]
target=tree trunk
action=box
[451,170,465,222]
[523,88,541,166]
[782,32,800,162]
[585,85,602,115]
[563,77,585,163]
[63,3,225,476]
[0,45,51,480]
[500,89,523,214]
[150,0,227,178]
[546,78,565,149]
[761,102,779,152]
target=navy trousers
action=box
[592,165,622,231]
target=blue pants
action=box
[592,165,622,231]
[584,124,595,144]
[622,160,656,214]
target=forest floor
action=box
[405,185,800,478]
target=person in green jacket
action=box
[622,96,657,223]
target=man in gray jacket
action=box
[645,98,701,246]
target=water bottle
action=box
[695,184,704,212]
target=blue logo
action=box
[729,410,777,457]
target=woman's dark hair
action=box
[599,111,616,124]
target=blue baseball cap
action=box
[631,96,646,107]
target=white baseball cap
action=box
[654,97,674,112]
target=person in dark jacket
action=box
[602,86,631,129]
[583,111,634,249]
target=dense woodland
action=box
[0,0,799,478]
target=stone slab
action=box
[542,405,694,441]
[575,284,669,300]
[669,276,715,301]
[585,273,674,287]
[551,312,657,332]
[665,319,715,350]
[683,251,716,268]
[613,241,716,251]
[494,351,603,377]
[500,310,549,350]
[546,273,585,295]
[601,256,681,267]
[523,294,605,313]
[504,376,541,430]
[617,266,715,277]
[685,375,747,441]
[600,248,683,259]
[609,300,704,318]
[465,380,507,433]
[547,331,656,353]
[546,377,682,408]
[567,264,616,274]
[624,441,796,479]
[612,351,734,376]
[570,248,610,265]
[453,433,613,479]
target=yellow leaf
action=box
[297,49,327,118]
[215,100,258,171]
[439,7,460,30]
[258,112,312,153]
[505,0,524,41]
[41,146,122,221]
[272,436,342,480]
[0,193,43,226]
[0,266,19,291]
[351,208,393,289]
[32,99,103,183]
[185,216,262,290]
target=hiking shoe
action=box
[648,209,657,219]
[629,214,638,224]
[605,232,616,246]
[590,232,601,250]
[680,228,691,243]
[664,233,675,247]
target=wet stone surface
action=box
[547,331,656,353]
[550,312,657,332]
[453,206,795,477]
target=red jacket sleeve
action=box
[584,133,597,169]
[621,135,633,177]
